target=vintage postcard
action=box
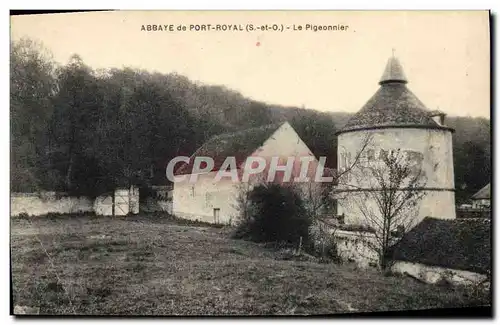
[10,10,491,316]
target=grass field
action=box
[11,214,490,315]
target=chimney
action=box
[430,110,446,126]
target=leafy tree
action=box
[234,183,311,245]
[242,101,273,128]
[454,140,491,204]
[10,38,58,191]
[48,54,103,195]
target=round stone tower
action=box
[336,56,456,226]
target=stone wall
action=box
[391,260,488,286]
[332,230,379,268]
[311,220,489,288]
[10,192,93,216]
[93,194,113,216]
[11,186,140,217]
[310,221,380,268]
[312,222,489,287]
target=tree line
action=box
[10,38,490,203]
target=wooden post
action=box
[112,189,115,217]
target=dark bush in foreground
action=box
[234,183,311,245]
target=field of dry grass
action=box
[10,214,490,315]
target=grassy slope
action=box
[11,214,489,315]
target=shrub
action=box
[16,212,30,219]
[234,183,311,245]
[139,186,156,203]
[308,223,341,263]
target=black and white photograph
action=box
[9,10,492,316]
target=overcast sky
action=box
[11,11,490,118]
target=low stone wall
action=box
[391,260,488,286]
[94,195,113,216]
[11,187,140,217]
[311,221,489,287]
[11,192,93,216]
[333,230,379,268]
[456,208,490,219]
[310,220,380,268]
[174,211,213,224]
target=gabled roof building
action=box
[172,122,319,224]
[472,183,491,200]
[471,183,491,209]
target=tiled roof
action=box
[175,123,283,175]
[390,217,491,274]
[340,83,440,132]
[472,183,491,200]
[379,56,408,84]
[338,56,451,134]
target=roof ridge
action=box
[174,122,286,175]
[472,183,490,199]
[189,122,283,156]
[210,122,284,140]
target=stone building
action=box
[172,122,319,224]
[471,183,491,209]
[335,55,456,227]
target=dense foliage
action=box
[11,38,491,202]
[234,184,311,244]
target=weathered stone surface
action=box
[14,305,40,315]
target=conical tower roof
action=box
[337,56,453,135]
[379,56,408,84]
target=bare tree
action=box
[290,135,374,259]
[345,148,427,269]
[308,213,342,260]
[335,134,374,185]
[232,172,268,225]
[300,181,336,221]
[298,133,374,222]
[233,181,254,224]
